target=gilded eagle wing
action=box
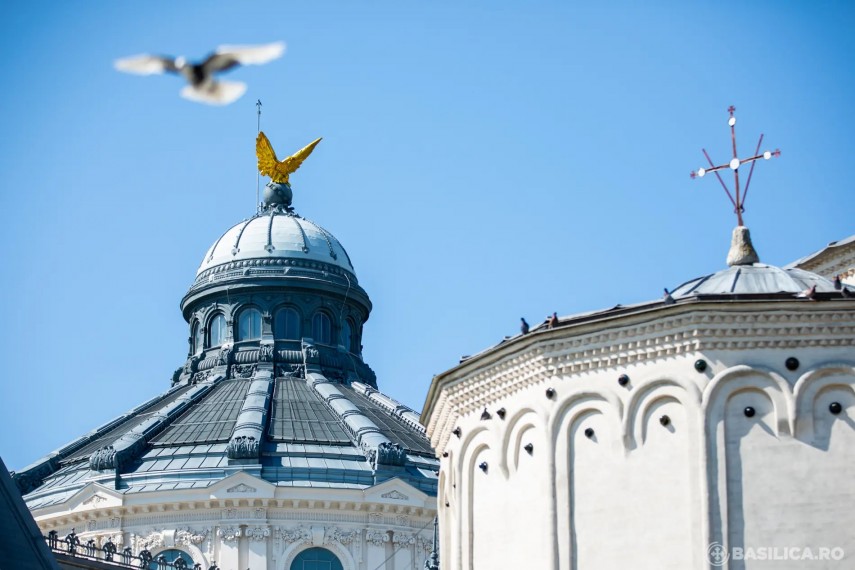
[256,131,285,182]
[281,138,323,178]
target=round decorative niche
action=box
[785,357,800,371]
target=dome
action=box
[196,211,354,278]
[670,263,841,297]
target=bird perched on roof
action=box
[114,42,285,105]
[663,288,675,305]
[796,284,817,300]
[547,312,559,329]
[836,275,854,298]
[520,318,530,335]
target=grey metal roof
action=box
[152,380,250,445]
[784,234,855,269]
[670,263,843,297]
[17,371,438,509]
[268,378,352,444]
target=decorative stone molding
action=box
[231,364,256,379]
[395,515,410,527]
[226,483,257,493]
[392,532,415,546]
[217,526,241,542]
[259,343,274,363]
[217,346,231,366]
[192,370,211,383]
[82,494,108,507]
[226,435,259,459]
[246,526,270,541]
[176,528,208,546]
[278,526,312,544]
[369,442,407,468]
[221,508,237,519]
[89,446,117,471]
[324,527,357,545]
[380,490,409,501]
[137,531,163,551]
[366,530,389,547]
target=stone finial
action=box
[726,226,760,266]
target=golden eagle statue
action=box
[256,131,322,184]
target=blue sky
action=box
[1,1,853,471]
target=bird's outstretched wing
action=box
[114,54,178,75]
[257,132,282,181]
[205,42,286,74]
[256,132,322,184]
[181,81,247,106]
[281,138,323,178]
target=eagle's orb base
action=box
[264,181,293,208]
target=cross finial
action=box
[690,106,781,226]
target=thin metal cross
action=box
[690,106,780,226]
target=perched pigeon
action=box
[114,42,285,105]
[520,318,530,335]
[796,284,817,300]
[663,287,675,305]
[837,276,854,298]
[548,312,559,329]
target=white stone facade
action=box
[423,300,855,569]
[33,472,436,570]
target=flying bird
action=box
[114,42,285,105]
[256,132,323,185]
[520,318,530,335]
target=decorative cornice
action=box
[424,303,855,451]
[192,256,357,292]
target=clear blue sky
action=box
[1,1,853,471]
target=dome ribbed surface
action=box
[197,212,354,277]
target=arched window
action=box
[340,319,354,352]
[290,547,343,570]
[274,307,301,340]
[237,308,262,341]
[312,312,332,345]
[148,549,193,570]
[209,313,227,347]
[192,321,203,354]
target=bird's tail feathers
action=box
[180,80,247,105]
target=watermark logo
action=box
[707,542,729,567]
[707,543,844,565]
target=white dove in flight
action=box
[114,42,285,105]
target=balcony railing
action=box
[45,530,218,570]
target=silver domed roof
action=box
[670,264,839,297]
[197,211,354,278]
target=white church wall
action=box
[425,301,855,570]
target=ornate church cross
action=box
[690,106,780,226]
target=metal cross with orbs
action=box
[690,106,781,226]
